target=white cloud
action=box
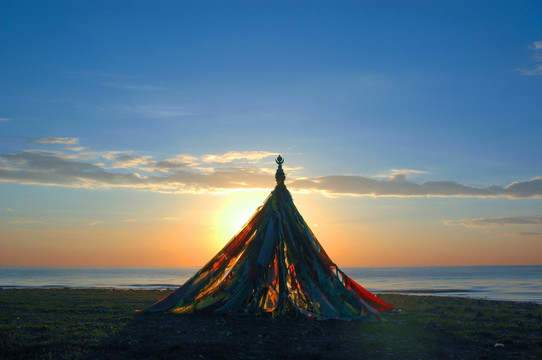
[141,155,199,172]
[0,146,541,198]
[108,154,152,169]
[0,150,141,188]
[66,146,87,152]
[202,151,276,164]
[531,41,542,50]
[0,117,11,122]
[34,137,79,145]
[374,168,427,181]
[101,153,199,172]
[0,150,273,193]
[504,177,542,198]
[445,216,542,227]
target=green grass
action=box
[0,289,541,359]
[0,289,162,359]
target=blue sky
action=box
[1,1,541,266]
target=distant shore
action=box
[1,289,541,359]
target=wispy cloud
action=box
[0,145,541,198]
[69,69,165,90]
[517,40,542,76]
[9,219,43,224]
[445,216,542,227]
[101,82,166,91]
[34,137,79,145]
[289,176,542,199]
[519,64,542,76]
[118,105,193,118]
[68,69,131,79]
[504,231,542,237]
[0,117,11,122]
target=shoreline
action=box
[1,289,541,359]
[2,286,541,305]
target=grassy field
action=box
[0,289,541,359]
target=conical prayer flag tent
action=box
[144,156,394,319]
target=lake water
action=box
[1,265,541,304]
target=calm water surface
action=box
[1,266,541,303]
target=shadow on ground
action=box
[88,307,470,360]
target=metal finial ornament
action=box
[275,155,286,184]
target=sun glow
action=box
[214,192,266,242]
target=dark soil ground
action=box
[0,289,541,359]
